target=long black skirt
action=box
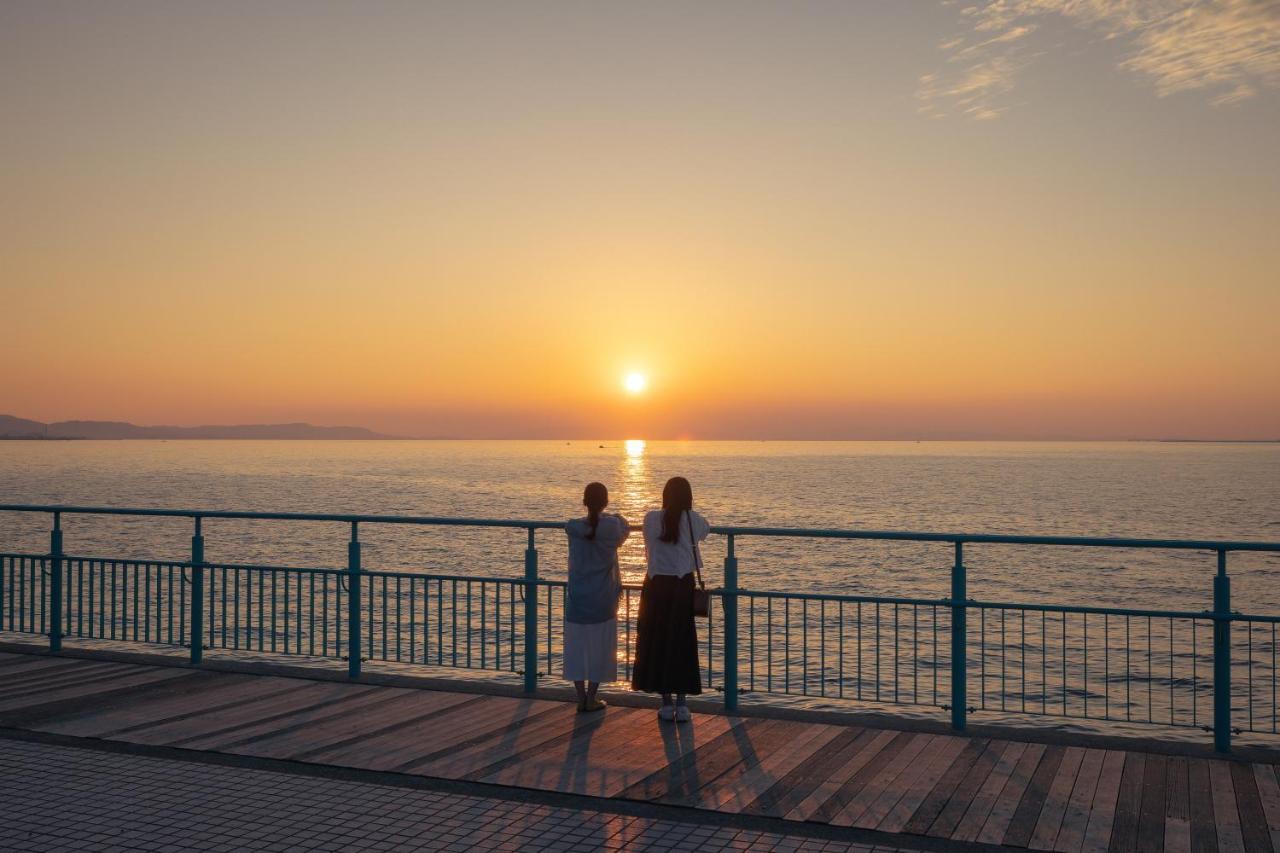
[630,573,702,695]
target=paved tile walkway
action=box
[0,739,924,852]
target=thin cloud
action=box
[921,0,1280,118]
[918,55,1022,119]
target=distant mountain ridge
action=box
[0,414,396,440]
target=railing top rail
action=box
[2,503,1279,553]
[712,525,1280,552]
[0,504,557,530]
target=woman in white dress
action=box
[563,482,629,713]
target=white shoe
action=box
[658,705,676,722]
[674,705,691,723]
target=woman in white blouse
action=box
[630,476,709,722]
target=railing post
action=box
[951,541,967,732]
[348,522,361,680]
[190,517,204,664]
[1213,549,1231,753]
[723,534,739,711]
[48,512,63,652]
[524,528,538,694]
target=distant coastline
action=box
[0,415,397,440]
[1155,439,1280,444]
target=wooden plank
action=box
[1209,760,1246,853]
[0,660,141,686]
[793,730,913,824]
[410,700,603,779]
[469,703,650,779]
[302,696,563,768]
[1165,756,1191,853]
[617,716,762,802]
[0,667,153,705]
[693,722,845,813]
[0,651,38,663]
[467,706,645,792]
[1136,753,1168,853]
[33,674,287,737]
[829,733,937,826]
[204,689,458,754]
[110,681,346,745]
[627,715,767,803]
[1030,746,1087,850]
[458,701,650,783]
[0,666,190,712]
[1252,765,1280,852]
[295,693,519,766]
[0,656,99,678]
[1052,748,1106,853]
[951,741,1026,841]
[838,732,945,829]
[93,677,304,737]
[852,734,955,830]
[757,727,886,821]
[556,709,711,798]
[663,718,810,807]
[490,709,736,795]
[0,661,142,697]
[874,735,969,834]
[1108,752,1146,853]
[1080,751,1129,853]
[1228,761,1273,853]
[0,658,141,682]
[0,656,124,678]
[1187,758,1219,853]
[977,742,1049,845]
[1004,744,1068,848]
[902,737,997,837]
[756,727,882,820]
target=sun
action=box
[623,372,647,394]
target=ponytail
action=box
[582,482,608,541]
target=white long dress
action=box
[562,618,618,683]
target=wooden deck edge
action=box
[3,639,1277,765]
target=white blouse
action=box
[642,509,711,578]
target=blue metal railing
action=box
[2,503,1279,753]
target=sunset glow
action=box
[624,373,648,396]
[1,3,1277,440]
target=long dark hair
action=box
[583,482,608,540]
[659,476,693,544]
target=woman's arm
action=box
[694,512,711,542]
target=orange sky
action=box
[2,3,1278,439]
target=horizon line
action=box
[4,436,1278,444]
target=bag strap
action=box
[686,511,705,590]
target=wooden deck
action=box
[1,651,1277,852]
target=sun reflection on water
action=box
[617,439,650,586]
